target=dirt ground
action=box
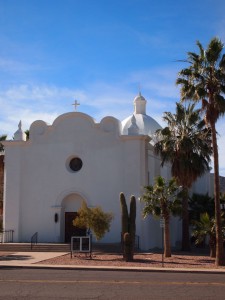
[40,250,225,269]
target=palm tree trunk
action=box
[164,213,171,257]
[211,121,225,266]
[209,236,216,258]
[181,187,191,251]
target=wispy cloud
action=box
[0,72,225,177]
[0,58,42,73]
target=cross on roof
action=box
[138,83,142,95]
[72,100,80,111]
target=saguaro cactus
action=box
[129,195,136,252]
[120,193,129,237]
[120,193,136,261]
[123,232,132,262]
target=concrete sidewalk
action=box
[1,251,225,274]
[0,251,67,265]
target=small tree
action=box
[141,176,181,257]
[73,202,114,241]
[192,212,225,258]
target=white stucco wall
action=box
[3,112,149,245]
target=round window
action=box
[69,157,83,172]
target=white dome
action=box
[121,93,161,137]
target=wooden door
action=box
[65,212,86,243]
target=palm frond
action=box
[206,37,224,64]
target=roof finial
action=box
[138,83,142,96]
[18,120,22,130]
[72,99,80,111]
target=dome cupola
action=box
[121,93,162,140]
[134,92,147,114]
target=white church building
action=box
[3,93,211,250]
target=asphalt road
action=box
[0,268,225,299]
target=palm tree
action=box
[192,212,225,258]
[141,176,181,257]
[154,102,212,251]
[189,193,215,222]
[176,37,225,266]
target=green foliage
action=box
[141,176,181,219]
[192,213,215,246]
[189,193,215,222]
[0,135,7,153]
[154,102,212,251]
[176,37,225,124]
[154,102,212,189]
[129,195,136,245]
[123,232,132,262]
[25,130,29,140]
[120,193,129,236]
[73,202,114,241]
[192,212,225,257]
[141,176,181,257]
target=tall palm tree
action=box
[154,102,212,251]
[176,37,225,266]
[141,176,181,257]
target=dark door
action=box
[65,212,86,243]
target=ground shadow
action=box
[0,254,33,261]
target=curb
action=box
[1,264,225,274]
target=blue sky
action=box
[0,0,225,175]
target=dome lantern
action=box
[122,93,162,141]
[134,92,147,115]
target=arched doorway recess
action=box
[61,193,86,242]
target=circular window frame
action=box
[67,157,83,173]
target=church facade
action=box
[3,94,211,250]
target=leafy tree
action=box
[73,202,114,241]
[154,102,212,251]
[176,37,225,266]
[141,176,181,257]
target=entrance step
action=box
[0,243,71,252]
[0,242,123,253]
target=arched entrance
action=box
[61,193,86,243]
